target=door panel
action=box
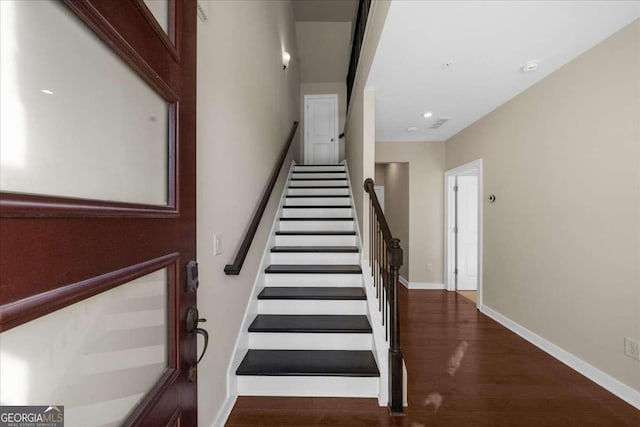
[0,0,171,205]
[0,1,198,426]
[305,95,337,164]
[457,176,478,290]
[1,267,171,426]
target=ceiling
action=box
[367,1,640,142]
[293,0,358,22]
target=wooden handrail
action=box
[224,122,299,275]
[364,177,404,415]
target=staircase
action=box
[235,163,380,397]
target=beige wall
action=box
[196,1,300,425]
[345,1,390,258]
[446,20,640,391]
[374,163,386,185]
[295,21,351,83]
[377,142,446,284]
[383,163,410,279]
[300,82,347,161]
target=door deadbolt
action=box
[186,260,199,292]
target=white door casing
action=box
[444,159,483,308]
[304,94,338,165]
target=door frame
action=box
[303,94,339,164]
[0,1,198,425]
[444,159,483,308]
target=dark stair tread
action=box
[265,264,362,274]
[279,217,353,221]
[288,186,349,189]
[271,246,359,253]
[236,349,379,377]
[275,231,356,236]
[286,195,350,198]
[258,287,366,300]
[248,314,371,333]
[282,205,352,209]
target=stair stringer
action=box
[343,160,389,407]
[224,160,297,401]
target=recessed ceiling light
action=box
[407,126,418,132]
[41,89,54,95]
[521,61,539,73]
[423,112,433,118]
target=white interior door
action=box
[456,175,478,290]
[304,95,338,164]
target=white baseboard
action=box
[211,393,237,427]
[480,304,640,410]
[399,276,444,290]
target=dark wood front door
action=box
[0,0,198,425]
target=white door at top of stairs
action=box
[304,94,338,165]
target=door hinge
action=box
[453,226,458,234]
[454,268,458,275]
[454,185,458,192]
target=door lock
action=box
[186,306,208,382]
[186,260,198,292]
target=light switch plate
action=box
[214,234,222,256]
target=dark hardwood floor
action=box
[225,288,640,426]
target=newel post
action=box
[388,237,404,415]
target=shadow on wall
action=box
[375,162,410,280]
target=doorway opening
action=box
[303,94,339,164]
[445,159,483,308]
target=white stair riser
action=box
[279,220,354,232]
[275,235,357,246]
[237,376,379,398]
[281,208,352,218]
[292,173,346,179]
[270,252,360,265]
[289,180,346,187]
[265,273,362,287]
[249,332,371,349]
[287,188,349,196]
[286,198,349,206]
[257,299,367,315]
[294,165,344,172]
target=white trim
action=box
[304,94,339,165]
[224,161,296,412]
[361,260,388,407]
[480,304,640,410]
[343,161,364,263]
[399,275,409,288]
[210,394,237,427]
[345,161,387,407]
[444,159,483,309]
[399,275,444,290]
